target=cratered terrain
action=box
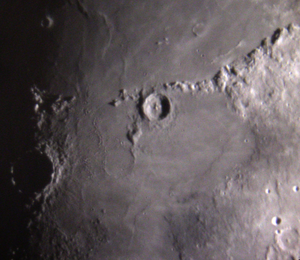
[2,1,300,260]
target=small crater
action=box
[41,15,54,28]
[192,23,205,37]
[272,216,282,226]
[265,188,271,194]
[142,93,171,121]
[293,186,299,192]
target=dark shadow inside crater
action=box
[12,150,53,197]
[159,95,171,120]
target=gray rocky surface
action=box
[3,1,300,260]
[29,24,300,260]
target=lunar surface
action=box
[3,1,300,260]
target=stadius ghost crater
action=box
[3,1,300,260]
